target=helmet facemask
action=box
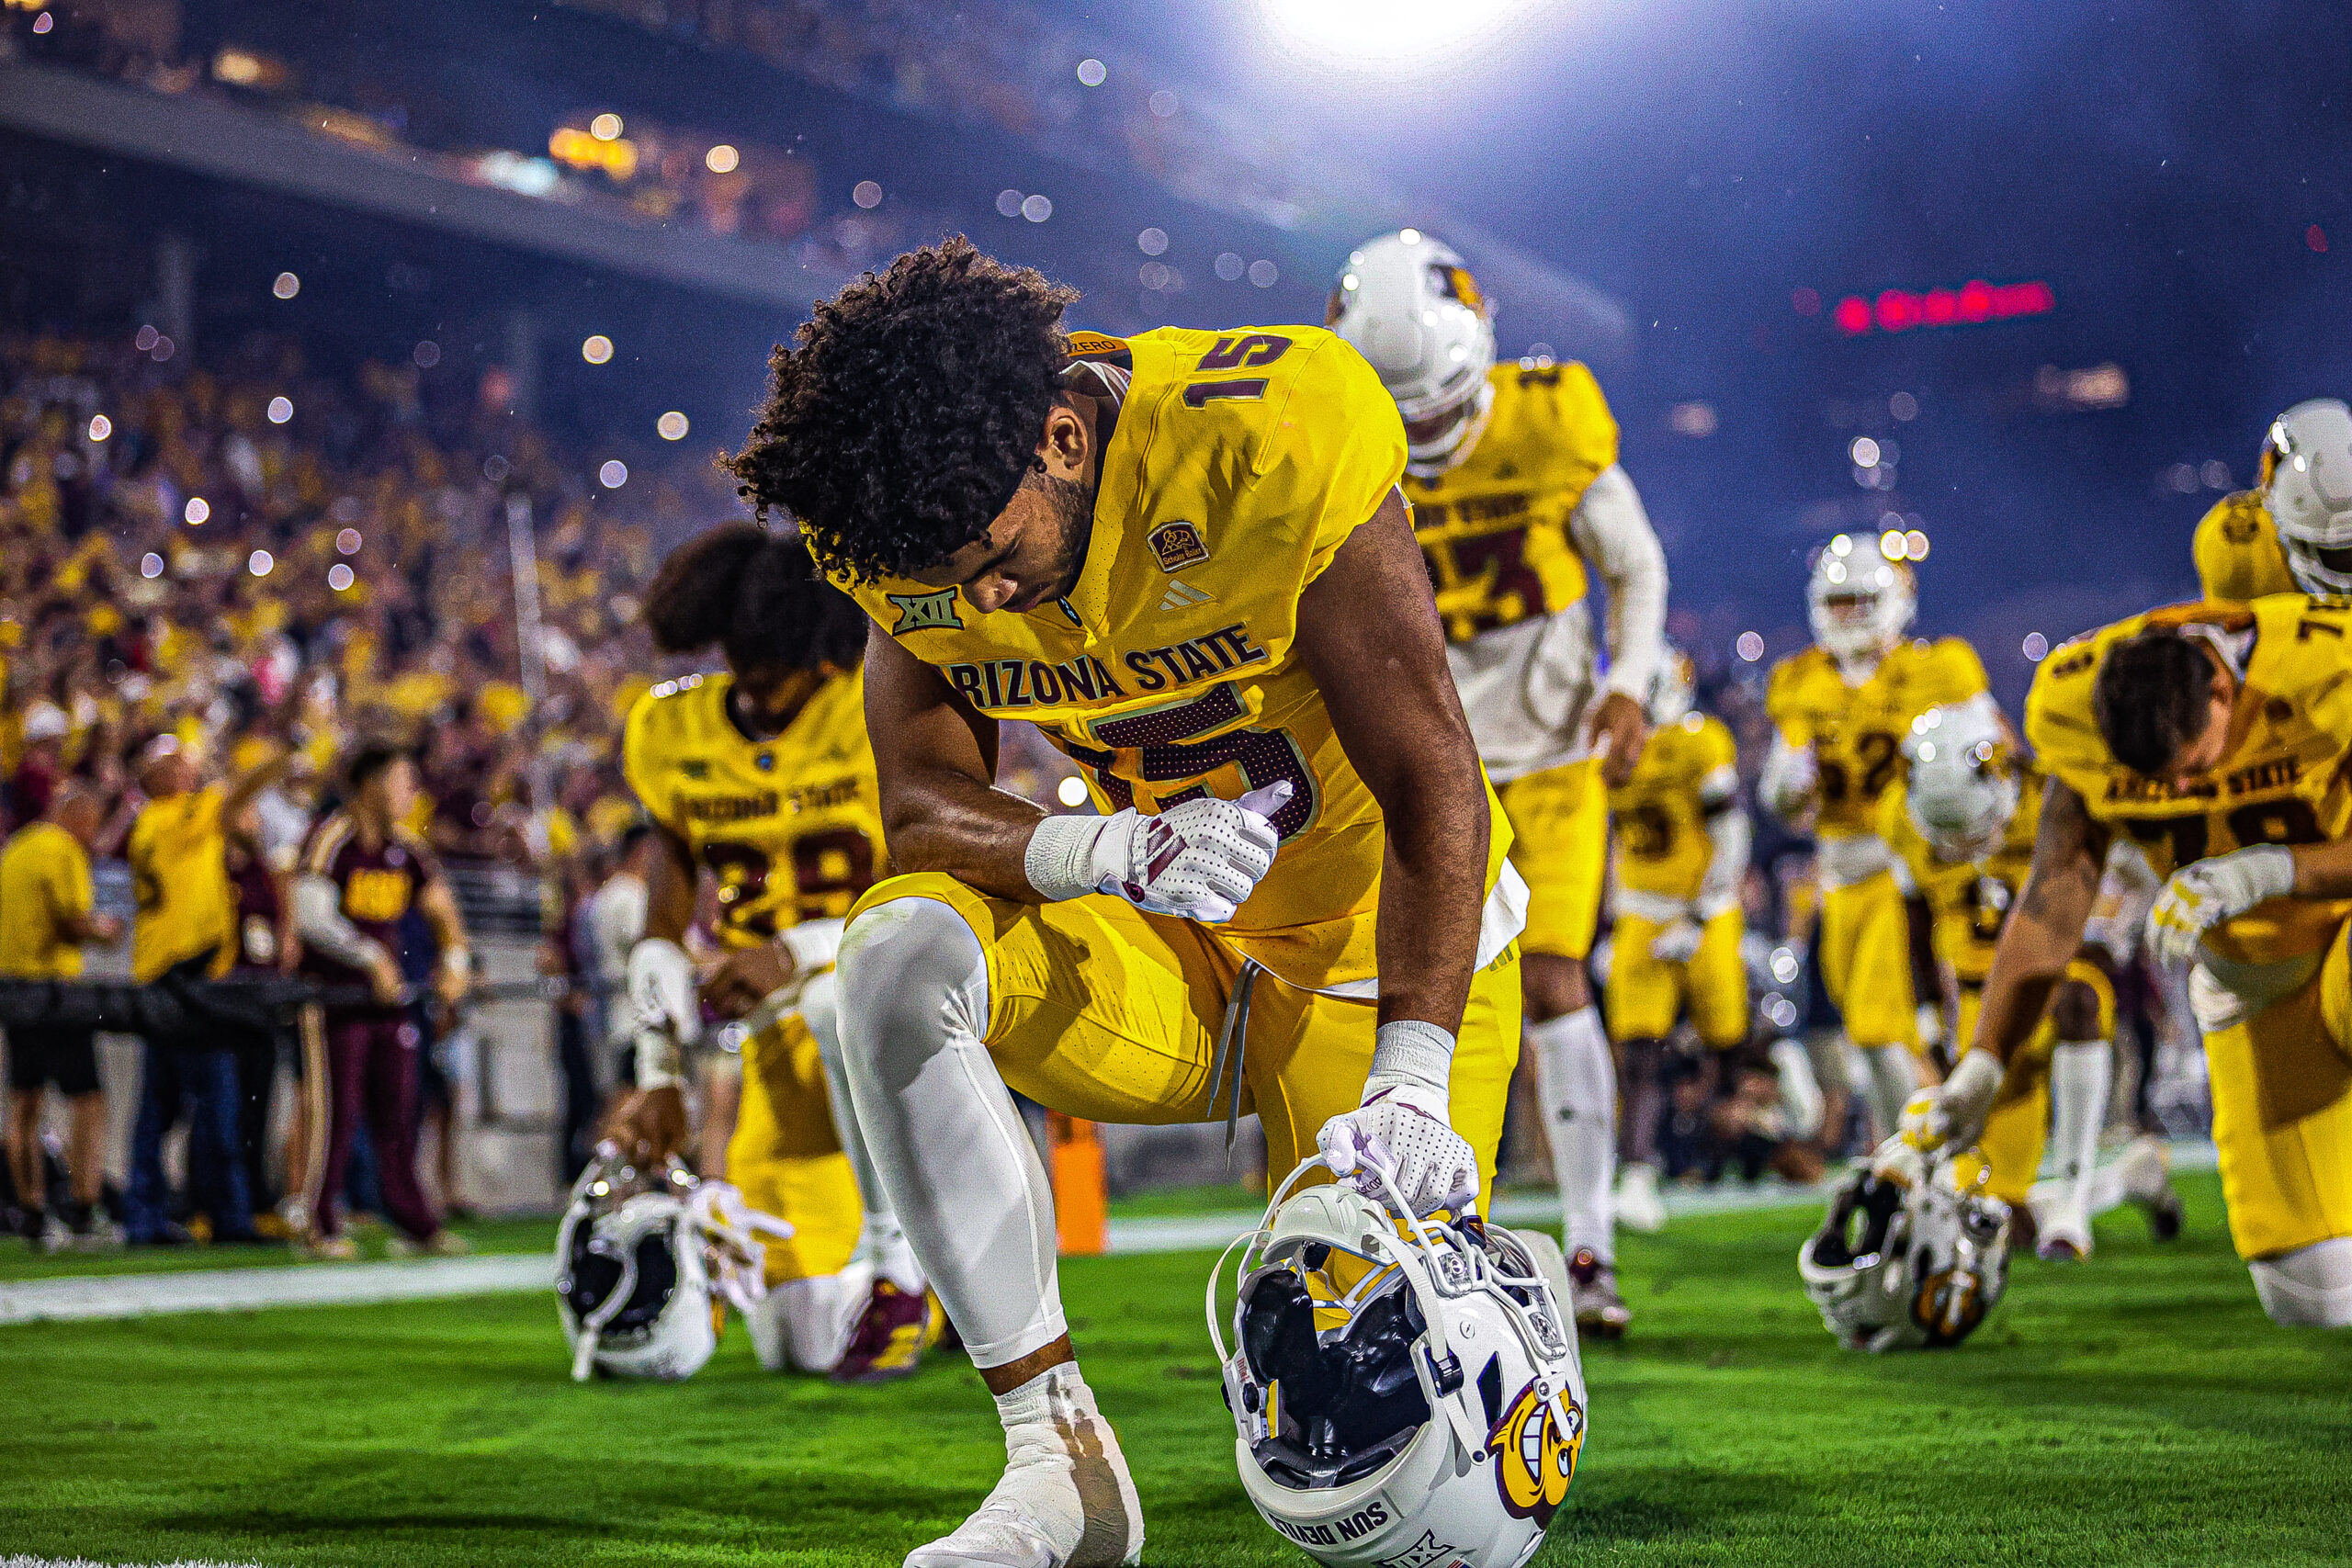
[1806,545,1916,668]
[1798,1152,2010,1352]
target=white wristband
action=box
[778,918,845,976]
[1024,812,1114,902]
[1366,1019,1454,1096]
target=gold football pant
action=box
[1499,759,1607,962]
[1818,869,1918,1053]
[1605,908,1748,1047]
[2199,920,2352,1261]
[1953,959,2116,1206]
[849,873,1523,1210]
[728,1011,862,1285]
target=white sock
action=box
[908,1363,1143,1568]
[836,897,1066,1371]
[806,972,923,1292]
[2046,1042,2110,1215]
[1860,1043,1917,1145]
[1531,1007,1615,1261]
[2250,1236,2352,1328]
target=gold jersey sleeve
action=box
[1609,713,1736,901]
[2028,594,2352,964]
[1767,637,1988,839]
[2193,491,2298,602]
[1879,769,2042,987]
[1403,360,1621,644]
[838,323,1509,992]
[622,669,885,947]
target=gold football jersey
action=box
[623,669,884,948]
[1880,767,2042,988]
[1402,360,1620,645]
[2028,594,2352,964]
[2192,491,2298,602]
[1609,712,1737,902]
[836,324,1511,992]
[1767,637,1989,839]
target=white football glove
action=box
[1759,737,1819,820]
[625,937,700,1090]
[1025,781,1290,924]
[1896,1046,2004,1155]
[2145,845,2296,967]
[1648,918,1704,964]
[1317,1020,1478,1217]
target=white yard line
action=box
[0,1254,549,1325]
[2,1141,2220,1325]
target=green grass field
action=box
[3,1169,2347,1567]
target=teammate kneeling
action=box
[727,239,1527,1567]
[1885,703,2179,1260]
[606,525,932,1382]
[1922,597,2352,1326]
[1605,648,1749,1231]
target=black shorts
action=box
[7,1023,101,1097]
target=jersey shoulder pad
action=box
[1487,359,1621,481]
[1921,636,1989,700]
[1765,648,1831,725]
[1695,713,1738,771]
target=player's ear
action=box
[1036,395,1090,479]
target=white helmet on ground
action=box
[1646,643,1696,728]
[1798,1146,2011,1352]
[556,1145,791,1382]
[1806,537,1915,666]
[1327,231,1498,478]
[1903,700,2018,863]
[2261,398,2352,594]
[1211,1157,1585,1567]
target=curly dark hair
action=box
[723,237,1079,584]
[641,522,868,674]
[2093,626,2219,775]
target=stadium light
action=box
[1259,0,1533,71]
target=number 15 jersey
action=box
[835,323,1516,994]
[622,669,883,948]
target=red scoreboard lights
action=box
[1826,279,2056,336]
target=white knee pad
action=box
[749,1265,872,1373]
[2250,1236,2352,1328]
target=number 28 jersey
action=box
[2029,594,2352,967]
[835,323,1515,993]
[1766,637,1989,841]
[622,669,882,949]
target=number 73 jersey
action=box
[623,669,883,949]
[2029,594,2352,966]
[835,323,1513,994]
[1767,637,1989,840]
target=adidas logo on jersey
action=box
[1159,578,1212,612]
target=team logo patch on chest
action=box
[887,589,964,635]
[1148,520,1210,573]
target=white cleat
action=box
[2116,1135,2185,1242]
[2030,1190,2093,1262]
[907,1368,1142,1568]
[1614,1160,1668,1234]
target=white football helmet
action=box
[556,1145,791,1382]
[1798,1147,2011,1352]
[2260,398,2352,594]
[1328,231,1498,478]
[1903,701,2018,863]
[1211,1157,1585,1567]
[1646,644,1696,728]
[1806,537,1916,666]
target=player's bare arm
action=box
[863,619,1034,901]
[1295,486,1489,1031]
[1972,775,2109,1067]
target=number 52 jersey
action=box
[623,669,883,948]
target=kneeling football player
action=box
[726,239,1528,1566]
[1924,598,2352,1325]
[605,524,933,1382]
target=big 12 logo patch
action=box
[1487,1380,1583,1526]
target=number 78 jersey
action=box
[2028,594,2352,966]
[623,669,883,949]
[835,323,1513,994]
[1767,637,1989,840]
